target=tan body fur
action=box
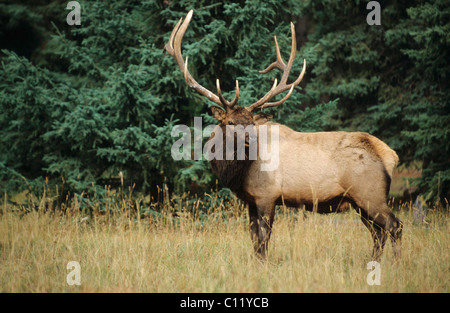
[245,123,398,206]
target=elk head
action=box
[164,10,306,132]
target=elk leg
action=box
[358,210,387,261]
[386,213,403,259]
[248,203,260,256]
[247,202,275,260]
[254,201,275,260]
[357,206,402,260]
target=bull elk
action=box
[165,10,402,261]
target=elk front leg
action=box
[248,203,260,256]
[249,201,275,260]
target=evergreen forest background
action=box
[0,0,448,208]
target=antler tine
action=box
[164,17,182,54]
[164,10,233,110]
[246,79,278,112]
[260,58,306,109]
[259,36,285,74]
[260,85,294,109]
[247,22,306,112]
[216,79,240,109]
[281,22,298,85]
[229,80,240,107]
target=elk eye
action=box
[228,121,234,125]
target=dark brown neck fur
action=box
[207,125,254,192]
[209,157,253,192]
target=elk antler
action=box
[246,23,306,112]
[164,10,239,111]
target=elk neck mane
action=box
[207,125,254,193]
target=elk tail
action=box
[367,135,399,180]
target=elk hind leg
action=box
[358,209,388,261]
[357,204,402,260]
[386,212,403,259]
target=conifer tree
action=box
[0,0,448,202]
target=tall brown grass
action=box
[0,190,448,292]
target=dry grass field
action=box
[0,188,448,293]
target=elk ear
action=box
[253,113,273,125]
[211,106,226,121]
